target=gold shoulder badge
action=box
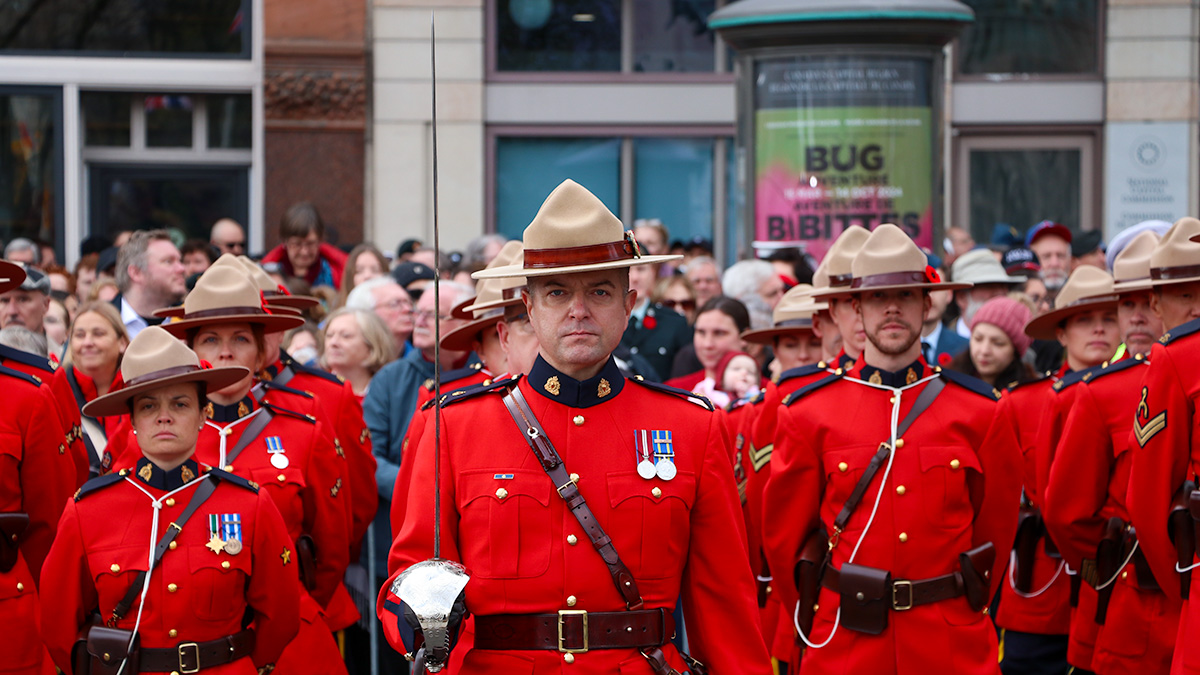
[544,375,561,396]
[423,378,435,391]
[597,378,611,398]
[1161,333,1171,344]
[1133,386,1167,448]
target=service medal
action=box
[223,538,243,555]
[270,453,290,469]
[635,429,656,480]
[655,459,677,481]
[637,460,657,480]
[266,436,288,469]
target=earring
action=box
[133,430,138,436]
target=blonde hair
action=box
[64,301,129,368]
[320,307,397,376]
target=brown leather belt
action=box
[474,608,674,654]
[139,629,255,673]
[822,564,965,611]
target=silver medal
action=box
[270,453,289,470]
[637,460,657,480]
[655,459,676,481]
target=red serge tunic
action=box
[764,359,1021,675]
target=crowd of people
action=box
[3,182,1200,675]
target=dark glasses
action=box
[660,299,696,312]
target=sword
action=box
[390,13,470,673]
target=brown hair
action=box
[279,202,325,241]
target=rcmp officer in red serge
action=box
[1126,217,1200,675]
[39,326,299,675]
[1044,229,1178,675]
[0,260,77,675]
[379,178,770,674]
[764,224,1022,675]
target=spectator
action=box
[112,229,134,247]
[339,243,390,307]
[96,246,119,280]
[396,238,422,262]
[43,296,69,349]
[943,225,976,267]
[390,261,436,302]
[0,265,57,354]
[1002,247,1041,278]
[461,234,507,271]
[949,295,1037,388]
[321,307,397,398]
[88,279,120,303]
[693,350,759,410]
[55,301,129,455]
[686,256,723,308]
[209,217,247,255]
[634,218,676,276]
[346,277,415,356]
[4,237,39,265]
[36,239,56,267]
[665,296,751,392]
[763,246,815,287]
[652,275,699,324]
[949,249,1026,338]
[180,239,218,277]
[1027,220,1072,292]
[43,264,72,295]
[723,259,785,331]
[988,223,1023,256]
[114,230,186,340]
[1070,230,1105,270]
[920,254,966,366]
[683,236,713,264]
[282,322,322,367]
[74,253,100,303]
[261,201,348,288]
[620,262,692,381]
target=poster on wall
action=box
[754,55,934,261]
[1104,121,1190,238]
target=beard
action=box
[1042,269,1069,291]
[962,297,988,325]
[865,319,921,356]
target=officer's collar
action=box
[527,355,625,408]
[133,457,201,491]
[835,350,856,371]
[205,395,257,422]
[850,357,929,388]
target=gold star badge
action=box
[138,463,154,483]
[544,376,561,396]
[280,548,292,565]
[597,378,611,398]
[206,534,227,554]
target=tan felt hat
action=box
[453,241,526,319]
[811,225,873,300]
[440,276,524,351]
[159,264,304,338]
[472,180,679,279]
[828,224,970,297]
[0,260,26,295]
[951,249,1026,285]
[1151,217,1200,286]
[235,255,320,310]
[1024,265,1118,340]
[1112,229,1160,293]
[83,326,249,418]
[741,284,829,344]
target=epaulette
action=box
[629,375,714,411]
[74,470,127,501]
[261,380,314,399]
[286,358,344,385]
[262,402,317,424]
[1006,371,1052,392]
[0,344,53,374]
[423,362,484,391]
[439,375,519,408]
[777,362,827,385]
[208,467,260,492]
[0,362,42,387]
[748,390,766,406]
[938,368,1002,401]
[1084,354,1147,384]
[1160,316,1200,346]
[727,396,750,412]
[1053,364,1105,392]
[784,371,844,406]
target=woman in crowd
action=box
[949,295,1038,389]
[338,243,390,308]
[42,296,69,353]
[261,202,347,289]
[39,326,300,675]
[652,275,699,324]
[283,322,323,367]
[666,296,751,392]
[321,307,396,399]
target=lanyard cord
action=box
[204,408,263,469]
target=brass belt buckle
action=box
[557,610,589,654]
[178,642,201,674]
[892,580,914,611]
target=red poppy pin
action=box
[938,353,952,367]
[924,266,941,283]
[643,315,657,330]
[199,359,214,370]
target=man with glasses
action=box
[261,202,348,289]
[347,277,417,358]
[209,217,247,255]
[620,260,691,381]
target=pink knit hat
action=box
[970,297,1033,357]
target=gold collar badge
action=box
[597,378,611,398]
[905,368,918,385]
[868,371,882,385]
[138,463,154,483]
[544,375,561,396]
[180,465,195,483]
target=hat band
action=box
[1115,274,1150,285]
[1151,264,1200,281]
[828,272,853,288]
[776,318,813,329]
[125,364,201,387]
[1060,294,1118,309]
[850,271,930,289]
[182,305,269,319]
[524,239,637,269]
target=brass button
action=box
[564,653,575,664]
[277,474,286,482]
[896,485,906,495]
[165,498,176,507]
[16,582,23,592]
[889,397,896,404]
[110,563,120,573]
[168,541,177,550]
[855,591,865,601]
[894,439,904,449]
[168,629,178,638]
[950,459,961,470]
[566,595,577,607]
[838,462,848,472]
[223,465,234,471]
[1121,571,1128,580]
[221,427,232,437]
[651,487,662,498]
[573,415,584,426]
[569,473,580,483]
[567,534,578,546]
[222,561,231,570]
[496,488,508,500]
[167,583,178,593]
[899,532,908,543]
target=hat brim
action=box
[159,312,305,338]
[813,281,971,300]
[83,365,251,418]
[957,275,1027,285]
[440,315,503,351]
[1114,279,1153,294]
[460,296,523,316]
[472,254,681,280]
[0,261,26,294]
[155,305,303,320]
[266,295,320,310]
[1023,297,1119,340]
[741,325,818,344]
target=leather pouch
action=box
[297,534,317,592]
[83,625,140,675]
[1132,545,1160,591]
[1093,517,1125,624]
[793,529,828,638]
[0,512,29,574]
[1012,506,1041,593]
[959,542,996,612]
[1169,482,1196,599]
[838,562,890,635]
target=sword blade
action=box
[430,11,442,561]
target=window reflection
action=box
[0,91,59,250]
[968,149,1081,239]
[958,0,1099,75]
[496,137,621,238]
[497,0,621,71]
[633,0,716,73]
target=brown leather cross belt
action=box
[822,564,965,611]
[474,608,675,654]
[139,629,254,673]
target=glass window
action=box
[495,137,620,239]
[81,92,131,147]
[207,94,252,149]
[88,165,249,240]
[958,0,1099,75]
[0,0,247,57]
[633,0,716,73]
[497,0,621,71]
[0,89,61,253]
[967,148,1082,240]
[144,95,193,148]
[633,137,714,243]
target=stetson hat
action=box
[155,255,304,319]
[1149,217,1200,285]
[472,180,679,280]
[236,255,320,310]
[442,244,528,351]
[951,249,1026,286]
[451,240,525,319]
[0,260,26,295]
[810,225,872,300]
[1023,265,1118,340]
[839,224,971,296]
[741,284,828,344]
[159,264,305,338]
[83,326,249,418]
[1111,230,1160,293]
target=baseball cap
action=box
[1001,247,1041,276]
[1025,220,1072,247]
[1071,230,1104,258]
[391,261,436,289]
